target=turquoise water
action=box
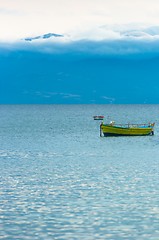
[0,104,159,239]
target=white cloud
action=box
[69,24,159,41]
[102,96,115,103]
[0,8,20,15]
[33,91,81,100]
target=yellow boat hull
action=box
[101,124,154,136]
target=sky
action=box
[1,0,159,104]
[1,0,159,41]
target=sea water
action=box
[0,104,159,240]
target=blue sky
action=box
[1,0,159,104]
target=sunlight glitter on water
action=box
[0,104,159,239]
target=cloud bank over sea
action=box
[1,24,159,104]
[1,24,159,59]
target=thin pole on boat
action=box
[151,122,155,135]
[100,122,103,137]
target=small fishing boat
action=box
[93,115,104,120]
[100,121,155,137]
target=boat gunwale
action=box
[101,123,154,130]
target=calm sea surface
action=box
[0,104,159,240]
